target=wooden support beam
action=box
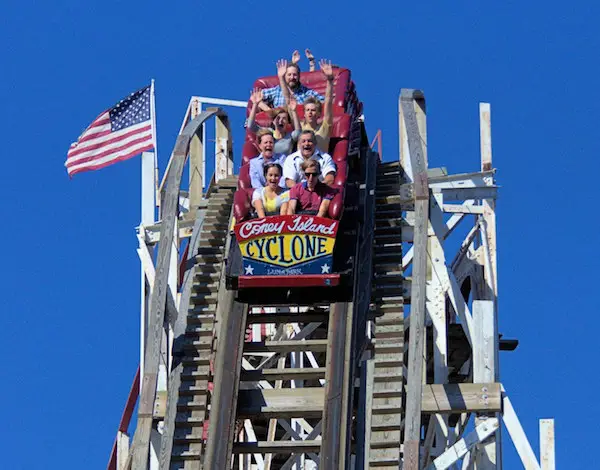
[117,431,130,470]
[188,98,204,218]
[540,419,555,470]
[473,300,499,468]
[421,384,501,413]
[320,302,353,469]
[215,114,233,182]
[400,88,429,470]
[236,383,500,417]
[203,298,248,470]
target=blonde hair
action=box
[304,96,322,114]
[301,159,320,173]
[256,128,274,144]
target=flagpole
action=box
[150,79,160,207]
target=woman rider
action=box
[247,89,301,155]
[251,163,289,218]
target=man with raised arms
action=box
[283,130,336,188]
[259,60,324,111]
[301,59,334,152]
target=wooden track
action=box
[163,177,237,469]
[365,160,406,469]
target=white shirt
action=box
[282,149,337,185]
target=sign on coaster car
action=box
[234,215,339,276]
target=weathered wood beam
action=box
[400,88,429,470]
[235,383,500,420]
[320,302,353,469]
[202,298,248,469]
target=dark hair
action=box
[299,129,317,143]
[286,63,301,74]
[263,162,283,177]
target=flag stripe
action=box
[66,129,153,168]
[68,141,154,176]
[65,85,153,177]
[71,113,111,144]
[67,122,152,161]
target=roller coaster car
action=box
[227,67,367,303]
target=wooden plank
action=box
[421,383,501,413]
[321,302,352,469]
[243,339,328,353]
[540,419,555,470]
[232,441,321,454]
[237,388,325,418]
[400,88,428,470]
[131,108,225,470]
[240,367,326,382]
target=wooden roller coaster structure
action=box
[103,87,556,470]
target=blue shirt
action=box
[262,84,324,108]
[249,153,287,189]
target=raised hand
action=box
[292,50,301,65]
[305,48,316,71]
[288,96,297,112]
[250,88,263,105]
[276,59,288,78]
[320,59,334,80]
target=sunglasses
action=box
[304,172,319,178]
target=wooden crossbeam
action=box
[426,418,499,470]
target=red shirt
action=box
[289,181,337,212]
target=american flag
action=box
[65,84,155,177]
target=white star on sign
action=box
[245,265,255,275]
[321,263,330,274]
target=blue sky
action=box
[1,0,596,468]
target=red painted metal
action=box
[238,274,340,288]
[106,366,141,470]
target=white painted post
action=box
[473,300,498,468]
[539,419,555,470]
[116,431,130,470]
[429,192,450,454]
[140,151,156,392]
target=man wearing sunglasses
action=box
[287,159,337,218]
[283,130,336,189]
